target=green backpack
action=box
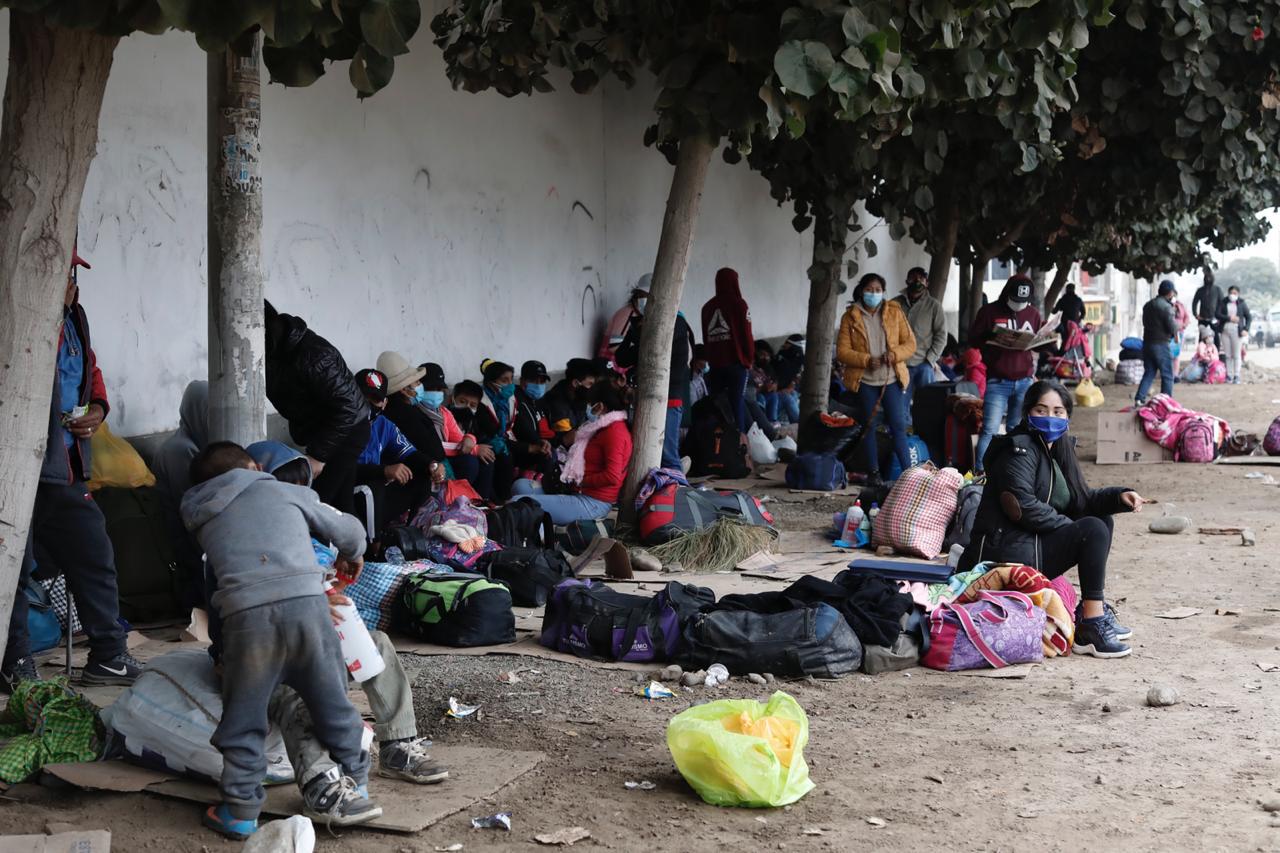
[397,572,515,647]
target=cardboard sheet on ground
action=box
[392,632,654,672]
[48,747,543,834]
[0,830,110,852]
[1095,412,1174,464]
[1215,454,1280,466]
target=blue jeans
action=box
[906,362,935,422]
[510,479,611,525]
[975,377,1033,471]
[762,390,800,424]
[852,382,911,477]
[662,405,683,470]
[1137,341,1174,402]
[709,365,749,433]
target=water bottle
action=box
[384,546,405,565]
[858,502,873,540]
[326,587,385,683]
[841,501,865,543]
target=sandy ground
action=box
[2,382,1279,852]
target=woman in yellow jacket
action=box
[836,273,918,487]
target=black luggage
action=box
[555,518,615,555]
[396,572,516,647]
[485,498,554,549]
[685,392,749,479]
[93,486,182,622]
[680,602,862,678]
[540,579,715,662]
[475,547,574,607]
[381,524,431,561]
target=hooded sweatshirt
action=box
[968,280,1043,382]
[153,380,209,512]
[181,468,366,618]
[701,268,754,369]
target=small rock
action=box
[1101,703,1112,713]
[680,670,706,687]
[747,673,767,685]
[763,673,776,683]
[1095,774,1105,785]
[632,672,649,684]
[1242,528,1256,547]
[1260,797,1280,813]
[865,817,886,828]
[1149,516,1191,534]
[629,549,662,573]
[663,561,685,574]
[659,665,683,682]
[1146,685,1181,707]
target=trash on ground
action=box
[243,816,315,853]
[470,812,512,831]
[1256,661,1280,673]
[634,681,677,700]
[624,780,656,790]
[667,690,814,808]
[1156,607,1201,619]
[1215,608,1241,616]
[865,817,887,827]
[434,846,464,853]
[924,773,944,784]
[802,828,825,836]
[534,827,592,846]
[704,663,729,687]
[1146,685,1181,707]
[1199,526,1245,535]
[497,671,521,684]
[447,698,482,719]
[1241,528,1256,547]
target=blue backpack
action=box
[885,434,932,482]
[26,582,62,654]
[785,452,847,491]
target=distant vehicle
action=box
[1268,304,1280,347]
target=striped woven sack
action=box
[871,463,964,558]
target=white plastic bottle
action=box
[327,589,385,683]
[841,500,865,543]
[867,502,880,537]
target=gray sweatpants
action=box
[271,630,418,789]
[215,596,368,820]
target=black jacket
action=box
[772,345,805,389]
[1192,284,1224,324]
[1141,296,1178,345]
[382,396,448,463]
[957,428,1131,573]
[1053,292,1085,326]
[616,313,696,405]
[1215,296,1252,334]
[264,311,370,463]
[541,379,584,437]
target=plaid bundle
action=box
[871,463,965,559]
[0,677,104,783]
[41,575,82,636]
[345,559,447,632]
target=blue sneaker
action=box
[1073,615,1131,658]
[203,804,257,840]
[1076,602,1132,641]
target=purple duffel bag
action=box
[539,578,714,663]
[922,590,1046,671]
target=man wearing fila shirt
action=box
[969,274,1046,472]
[701,267,754,433]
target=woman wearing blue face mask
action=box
[957,380,1151,659]
[414,362,498,501]
[836,273,918,489]
[478,359,519,500]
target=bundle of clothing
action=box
[1135,395,1230,462]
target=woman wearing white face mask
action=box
[836,273,918,489]
[1215,286,1252,384]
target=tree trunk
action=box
[1044,261,1073,314]
[961,256,990,337]
[208,36,267,445]
[799,201,852,422]
[1029,267,1047,313]
[0,15,118,664]
[927,201,960,301]
[957,260,973,343]
[617,133,716,523]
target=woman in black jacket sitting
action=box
[957,380,1150,658]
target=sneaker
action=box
[1076,602,1132,641]
[1073,615,1131,658]
[1,657,41,694]
[81,651,144,686]
[379,738,449,784]
[302,767,383,827]
[203,803,257,840]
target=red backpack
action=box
[1175,416,1218,463]
[638,484,775,546]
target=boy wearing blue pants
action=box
[182,442,379,839]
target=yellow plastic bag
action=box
[1074,378,1104,408]
[666,691,814,808]
[88,423,156,491]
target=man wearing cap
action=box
[352,369,438,536]
[512,361,554,478]
[1136,280,1180,404]
[4,249,143,691]
[265,301,370,516]
[376,352,449,473]
[894,266,948,416]
[968,274,1046,472]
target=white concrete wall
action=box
[2,15,935,437]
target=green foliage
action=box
[1215,255,1280,307]
[0,0,422,96]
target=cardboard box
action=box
[1096,412,1173,464]
[0,830,110,853]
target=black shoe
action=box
[301,767,383,827]
[378,738,449,784]
[1,657,41,694]
[81,652,144,686]
[1076,602,1132,641]
[1073,615,1131,658]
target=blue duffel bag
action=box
[785,452,847,491]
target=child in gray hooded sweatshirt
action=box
[182,441,376,840]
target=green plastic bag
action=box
[666,690,814,808]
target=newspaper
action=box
[989,311,1062,350]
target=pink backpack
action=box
[1265,416,1280,456]
[1204,360,1227,385]
[1175,416,1218,463]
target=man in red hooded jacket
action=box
[701,267,754,432]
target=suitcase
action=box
[912,380,979,464]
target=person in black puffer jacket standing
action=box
[957,380,1152,659]
[264,301,370,516]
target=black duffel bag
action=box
[475,546,574,607]
[380,524,431,561]
[679,601,862,678]
[485,498,554,549]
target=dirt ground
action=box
[2,382,1279,852]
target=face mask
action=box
[524,382,548,400]
[422,390,444,409]
[862,291,884,309]
[1229,294,1238,302]
[1007,300,1029,312]
[701,364,711,375]
[585,405,601,423]
[636,298,647,314]
[495,383,515,400]
[1027,415,1070,443]
[411,386,429,406]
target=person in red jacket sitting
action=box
[508,383,632,524]
[701,267,754,433]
